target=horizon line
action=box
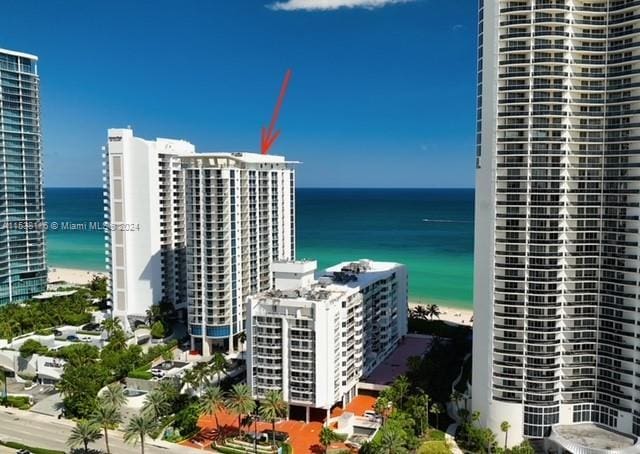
[44,186,476,190]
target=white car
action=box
[363,410,380,422]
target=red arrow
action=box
[261,69,292,155]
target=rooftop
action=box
[0,48,38,61]
[550,423,639,453]
[256,259,402,303]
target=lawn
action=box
[0,440,65,454]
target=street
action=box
[0,408,200,454]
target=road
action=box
[0,408,200,454]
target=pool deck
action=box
[362,334,434,385]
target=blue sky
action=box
[1,0,477,188]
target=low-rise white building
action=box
[246,259,408,422]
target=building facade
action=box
[104,128,195,327]
[247,259,408,422]
[184,153,295,355]
[104,129,296,351]
[473,0,640,447]
[0,48,46,304]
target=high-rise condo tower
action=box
[474,1,640,451]
[104,128,296,353]
[0,48,46,304]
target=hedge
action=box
[1,396,31,410]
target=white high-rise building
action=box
[474,1,640,451]
[246,259,408,422]
[104,128,195,323]
[104,129,296,353]
[183,153,296,355]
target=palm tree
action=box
[450,390,464,413]
[225,383,256,437]
[91,403,122,454]
[379,427,406,454]
[67,419,102,453]
[374,396,390,424]
[103,317,122,337]
[210,352,228,385]
[124,413,158,454]
[427,304,441,320]
[0,369,7,402]
[393,375,410,410]
[319,426,339,453]
[259,390,287,448]
[142,389,169,418]
[100,382,126,410]
[501,421,511,450]
[237,331,247,359]
[430,403,444,429]
[411,305,429,320]
[187,362,211,395]
[200,385,226,430]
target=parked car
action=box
[17,449,33,454]
[364,410,381,422]
[82,322,100,331]
[66,335,80,342]
[262,430,289,442]
[53,329,63,337]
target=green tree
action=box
[185,362,210,395]
[142,389,169,418]
[509,440,535,454]
[427,304,441,320]
[99,382,126,410]
[430,403,444,429]
[411,305,429,320]
[174,402,200,435]
[406,394,429,435]
[124,413,158,454]
[0,369,7,401]
[450,390,464,413]
[91,403,122,454]
[103,317,123,338]
[67,419,102,453]
[500,421,511,450]
[319,426,339,453]
[237,331,247,354]
[225,383,256,437]
[392,375,410,410]
[89,275,108,300]
[259,390,287,448]
[210,352,228,385]
[199,385,225,429]
[379,426,408,454]
[150,321,165,339]
[19,339,48,357]
[57,359,110,418]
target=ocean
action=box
[44,188,475,310]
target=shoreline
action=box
[409,301,473,327]
[46,267,475,326]
[48,267,107,286]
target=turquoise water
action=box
[44,188,475,310]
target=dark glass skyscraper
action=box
[0,48,46,304]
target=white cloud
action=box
[452,24,463,32]
[267,0,415,11]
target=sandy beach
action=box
[47,268,474,326]
[48,267,107,286]
[409,301,473,327]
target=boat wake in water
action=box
[423,218,473,224]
